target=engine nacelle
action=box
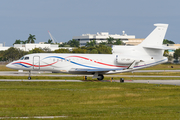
[116,57,134,65]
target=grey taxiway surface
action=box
[0,70,180,86]
[1,70,180,77]
[0,79,179,86]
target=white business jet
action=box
[6,24,171,80]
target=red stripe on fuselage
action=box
[65,55,128,68]
[13,61,58,67]
[66,55,89,60]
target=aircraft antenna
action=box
[48,31,58,44]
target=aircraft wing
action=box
[69,67,126,72]
[69,60,136,73]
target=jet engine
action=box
[116,57,134,65]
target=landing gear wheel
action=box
[97,74,104,81]
[28,71,31,80]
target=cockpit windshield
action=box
[19,56,29,60]
[20,57,24,60]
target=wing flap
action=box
[69,67,125,72]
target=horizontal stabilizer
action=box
[143,45,175,50]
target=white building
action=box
[126,38,145,46]
[0,43,10,51]
[14,43,59,51]
[73,31,136,46]
[0,42,75,52]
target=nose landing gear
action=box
[28,71,31,80]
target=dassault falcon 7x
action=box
[6,24,171,80]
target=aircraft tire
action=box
[97,74,104,81]
[28,77,31,80]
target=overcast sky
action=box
[0,0,180,46]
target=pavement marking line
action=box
[1,79,180,86]
[0,116,67,119]
[0,79,84,82]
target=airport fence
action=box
[0,61,10,65]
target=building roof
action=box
[73,32,135,40]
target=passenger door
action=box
[33,56,40,70]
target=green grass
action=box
[142,64,180,70]
[0,82,180,119]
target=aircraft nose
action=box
[6,63,13,69]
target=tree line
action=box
[3,34,179,62]
[2,45,180,62]
[0,44,112,61]
[4,36,123,61]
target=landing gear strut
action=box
[97,74,104,81]
[28,71,31,80]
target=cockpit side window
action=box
[24,57,29,60]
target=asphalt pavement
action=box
[1,71,180,86]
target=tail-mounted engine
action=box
[115,55,143,65]
[116,55,134,65]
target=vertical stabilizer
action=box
[139,24,168,47]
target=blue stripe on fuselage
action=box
[13,63,32,68]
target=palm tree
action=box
[107,37,114,44]
[114,39,122,45]
[27,34,36,43]
[86,40,96,47]
[13,39,22,45]
[68,39,80,47]
[48,39,53,44]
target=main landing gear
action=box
[93,73,104,81]
[28,71,31,80]
[97,74,104,81]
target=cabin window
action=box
[24,57,29,60]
